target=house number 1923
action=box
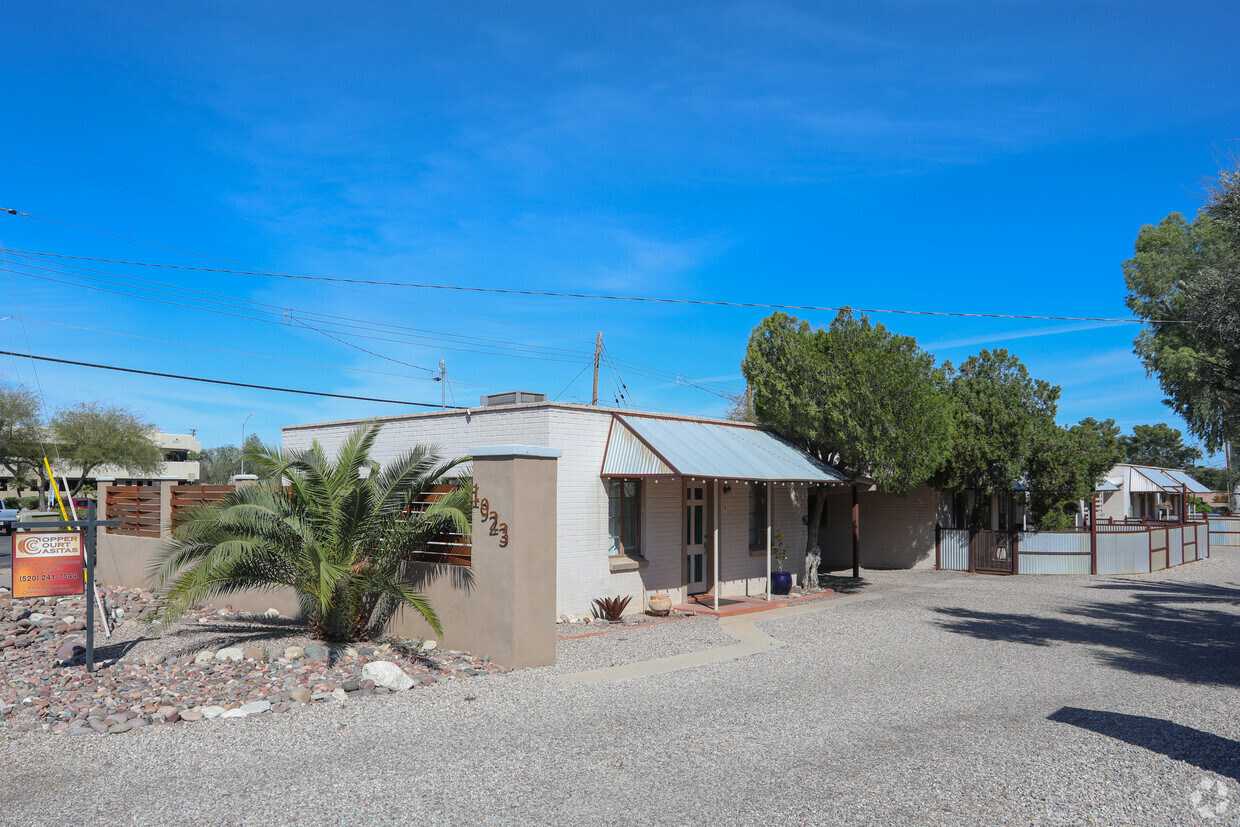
[473,484,510,548]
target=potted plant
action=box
[770,530,793,596]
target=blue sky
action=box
[0,1,1237,461]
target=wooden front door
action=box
[685,482,707,594]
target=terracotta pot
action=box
[647,593,672,616]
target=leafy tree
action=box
[149,422,471,642]
[1124,165,1240,454]
[193,434,263,484]
[1027,418,1123,529]
[743,310,956,571]
[0,383,46,499]
[1188,464,1238,495]
[51,402,164,496]
[935,348,1060,528]
[1118,423,1202,469]
[723,388,757,423]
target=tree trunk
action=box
[804,544,820,591]
[804,484,825,589]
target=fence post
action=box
[96,477,114,535]
[935,523,941,571]
[1012,530,1020,575]
[1090,492,1098,575]
[968,528,976,574]
[158,476,179,540]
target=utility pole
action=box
[439,359,446,410]
[591,332,602,406]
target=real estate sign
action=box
[12,531,85,599]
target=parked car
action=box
[0,498,18,534]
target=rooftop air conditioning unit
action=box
[479,391,547,407]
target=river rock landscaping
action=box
[0,584,506,736]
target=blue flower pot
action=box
[771,571,793,596]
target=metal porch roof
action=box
[1133,466,1209,493]
[601,414,850,483]
[1095,479,1120,492]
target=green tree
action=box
[1124,166,1240,455]
[1027,418,1123,529]
[149,422,471,642]
[0,383,46,499]
[743,310,956,566]
[193,434,263,484]
[936,349,1060,528]
[51,402,164,496]
[1118,423,1202,469]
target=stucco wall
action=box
[820,484,941,570]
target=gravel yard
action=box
[2,550,1238,825]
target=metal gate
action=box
[973,530,1016,574]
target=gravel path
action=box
[2,552,1238,825]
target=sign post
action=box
[12,502,116,672]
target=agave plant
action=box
[591,595,632,622]
[148,422,471,642]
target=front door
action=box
[685,482,707,594]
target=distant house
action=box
[1095,463,1211,522]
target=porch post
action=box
[1089,492,1098,575]
[713,478,721,611]
[765,481,773,601]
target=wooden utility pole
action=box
[591,332,602,406]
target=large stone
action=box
[283,646,305,661]
[55,638,85,663]
[289,687,311,704]
[242,648,265,661]
[419,640,437,652]
[179,708,204,722]
[200,706,227,719]
[194,650,214,665]
[330,687,348,702]
[238,700,270,715]
[362,661,415,692]
[215,648,244,663]
[263,608,280,618]
[304,645,329,661]
[219,708,247,719]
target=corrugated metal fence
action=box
[1016,530,1091,575]
[940,528,970,571]
[937,521,1212,576]
[1210,516,1240,547]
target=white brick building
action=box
[283,399,850,617]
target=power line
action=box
[0,348,462,408]
[3,246,1176,324]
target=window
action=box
[748,482,768,548]
[608,479,641,556]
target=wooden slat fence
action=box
[105,485,163,537]
[403,484,472,567]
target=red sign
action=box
[12,531,85,599]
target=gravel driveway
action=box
[2,550,1238,825]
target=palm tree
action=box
[148,422,471,642]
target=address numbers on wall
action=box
[473,484,510,548]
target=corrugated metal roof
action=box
[1095,479,1120,492]
[1165,469,1211,494]
[604,415,850,483]
[1135,467,1180,490]
[601,421,675,476]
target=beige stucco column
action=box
[465,445,561,669]
[157,476,180,540]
